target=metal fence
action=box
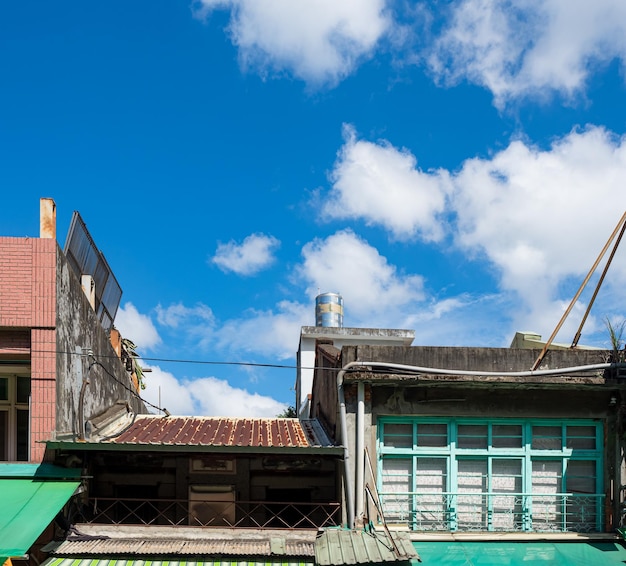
[378,491,604,532]
[74,497,341,530]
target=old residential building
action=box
[309,342,626,563]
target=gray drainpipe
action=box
[355,381,365,524]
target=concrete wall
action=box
[55,244,146,439]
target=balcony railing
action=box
[74,497,341,530]
[378,492,605,532]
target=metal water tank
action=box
[315,292,344,328]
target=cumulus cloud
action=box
[156,302,215,329]
[114,302,161,351]
[452,126,626,300]
[142,365,287,417]
[194,0,391,86]
[325,125,451,241]
[212,233,280,276]
[428,0,626,106]
[320,125,626,343]
[298,230,426,327]
[212,300,311,360]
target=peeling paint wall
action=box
[55,245,146,439]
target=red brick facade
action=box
[0,236,57,462]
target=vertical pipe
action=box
[356,382,365,524]
[338,367,355,528]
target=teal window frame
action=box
[377,417,604,532]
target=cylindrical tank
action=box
[315,292,344,328]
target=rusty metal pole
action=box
[531,210,626,371]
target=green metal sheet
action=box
[0,478,80,558]
[412,541,626,565]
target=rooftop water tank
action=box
[315,292,344,328]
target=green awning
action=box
[0,473,80,558]
[413,541,626,565]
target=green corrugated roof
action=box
[412,541,626,565]
[0,466,80,559]
[315,530,419,566]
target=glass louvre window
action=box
[378,418,603,533]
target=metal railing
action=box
[378,491,604,532]
[74,497,341,530]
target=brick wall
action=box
[0,236,57,462]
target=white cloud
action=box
[324,125,451,241]
[212,300,311,360]
[114,302,161,351]
[194,0,391,86]
[212,233,280,276]
[452,126,626,298]
[156,302,215,329]
[298,229,426,327]
[428,0,626,106]
[321,125,626,344]
[142,365,287,417]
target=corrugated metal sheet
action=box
[44,559,314,566]
[111,416,329,448]
[315,530,419,566]
[53,538,316,557]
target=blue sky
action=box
[2,1,626,416]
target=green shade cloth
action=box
[44,560,315,566]
[413,541,626,565]
[0,478,79,558]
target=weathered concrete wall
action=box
[317,343,626,530]
[55,245,146,439]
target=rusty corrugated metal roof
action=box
[52,538,315,557]
[50,526,318,558]
[112,416,324,448]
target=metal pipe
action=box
[533,210,626,370]
[343,360,617,378]
[572,214,626,348]
[355,381,365,525]
[337,365,356,528]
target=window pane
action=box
[566,461,597,532]
[16,377,30,405]
[384,423,412,448]
[0,378,8,402]
[566,460,595,494]
[381,458,412,523]
[415,458,447,530]
[457,460,487,529]
[458,425,487,449]
[0,411,7,460]
[532,426,562,450]
[493,425,522,448]
[566,426,596,450]
[16,409,29,461]
[532,460,563,531]
[417,423,447,447]
[492,459,523,531]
